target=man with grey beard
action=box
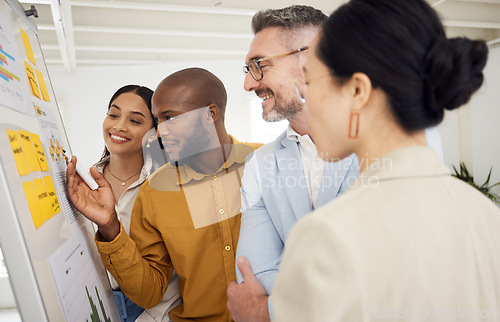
[226,5,359,322]
[227,4,445,321]
[227,4,447,321]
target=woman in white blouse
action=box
[273,0,500,321]
[94,85,180,321]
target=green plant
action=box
[452,162,500,205]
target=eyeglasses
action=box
[243,46,309,81]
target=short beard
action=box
[174,117,210,164]
[263,91,303,122]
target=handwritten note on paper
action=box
[43,175,61,215]
[6,129,30,176]
[33,177,54,222]
[24,62,40,99]
[30,133,49,172]
[18,130,40,173]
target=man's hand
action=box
[227,257,270,322]
[66,155,120,241]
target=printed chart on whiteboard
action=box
[0,10,32,115]
[48,228,113,322]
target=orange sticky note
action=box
[22,181,44,228]
[24,62,40,99]
[6,129,30,176]
[20,28,36,65]
[30,133,49,172]
[33,177,54,221]
[35,69,50,102]
[18,130,40,173]
[43,176,60,215]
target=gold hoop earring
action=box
[348,111,360,139]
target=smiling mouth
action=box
[260,94,273,101]
[110,134,129,142]
[161,139,178,150]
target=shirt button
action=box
[225,246,231,251]
[219,209,225,215]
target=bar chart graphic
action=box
[0,44,20,82]
[86,285,111,322]
[48,228,119,322]
[0,11,32,114]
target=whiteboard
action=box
[0,0,120,321]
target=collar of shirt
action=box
[285,124,326,208]
[286,124,317,155]
[176,135,249,184]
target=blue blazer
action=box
[236,131,359,294]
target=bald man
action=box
[67,68,261,321]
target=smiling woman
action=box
[99,85,155,199]
[90,85,181,321]
[94,85,155,321]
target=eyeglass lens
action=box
[248,60,262,81]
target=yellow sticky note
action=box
[20,28,35,65]
[30,133,49,172]
[18,130,40,173]
[34,105,42,117]
[35,69,50,102]
[33,178,54,221]
[24,62,40,99]
[22,181,44,229]
[43,176,60,215]
[55,139,64,161]
[49,138,57,162]
[6,129,30,176]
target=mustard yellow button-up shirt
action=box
[96,137,261,321]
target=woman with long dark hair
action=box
[95,85,180,321]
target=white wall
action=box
[470,47,500,187]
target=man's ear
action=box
[206,104,219,123]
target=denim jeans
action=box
[113,290,145,322]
